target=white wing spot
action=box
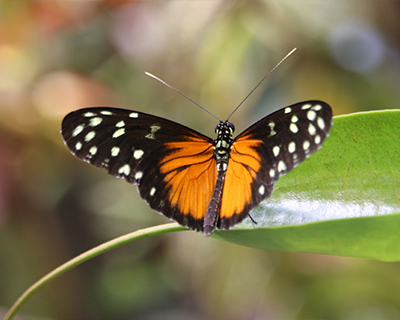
[75,142,82,150]
[129,112,139,118]
[288,141,296,153]
[100,110,113,116]
[135,171,143,180]
[303,140,311,151]
[308,123,317,136]
[84,112,96,117]
[111,146,120,157]
[291,115,298,123]
[145,125,161,139]
[317,117,325,130]
[115,120,125,128]
[133,149,144,160]
[89,117,103,127]
[278,160,286,172]
[273,145,280,157]
[268,122,276,137]
[269,168,276,178]
[315,134,321,144]
[289,123,298,133]
[284,107,292,114]
[89,146,97,155]
[72,124,84,137]
[150,187,156,196]
[118,164,131,176]
[312,104,323,111]
[307,110,317,121]
[84,131,96,142]
[301,104,312,110]
[102,158,110,167]
[113,128,125,138]
[258,185,265,195]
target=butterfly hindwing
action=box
[61,107,216,230]
[218,101,332,229]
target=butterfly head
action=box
[215,121,235,135]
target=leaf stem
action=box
[4,223,186,320]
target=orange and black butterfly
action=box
[61,100,332,236]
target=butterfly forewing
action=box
[61,107,216,231]
[218,101,332,230]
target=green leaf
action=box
[213,110,400,261]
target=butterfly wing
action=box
[218,101,333,230]
[61,107,217,231]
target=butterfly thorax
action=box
[214,121,235,172]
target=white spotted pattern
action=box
[72,124,84,137]
[278,160,286,172]
[150,187,156,196]
[118,164,131,176]
[145,125,161,139]
[115,120,125,128]
[135,171,143,180]
[89,146,97,155]
[269,168,276,178]
[307,110,317,121]
[312,104,322,111]
[75,142,82,150]
[89,117,103,127]
[317,117,325,130]
[284,107,292,114]
[288,141,296,153]
[273,146,280,157]
[133,149,144,160]
[303,140,311,151]
[84,131,96,142]
[301,103,312,110]
[111,146,120,157]
[129,112,139,118]
[113,128,125,138]
[84,112,96,117]
[259,185,265,195]
[100,110,113,116]
[291,115,298,123]
[308,123,317,135]
[289,123,298,133]
[268,122,276,137]
[315,135,321,144]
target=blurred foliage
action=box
[0,1,399,319]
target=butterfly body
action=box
[62,101,332,236]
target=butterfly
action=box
[61,101,332,236]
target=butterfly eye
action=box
[214,122,222,133]
[227,122,235,133]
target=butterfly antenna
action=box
[145,72,222,122]
[226,47,297,121]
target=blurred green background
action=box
[1,1,400,319]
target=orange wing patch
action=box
[160,141,216,220]
[219,139,262,219]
